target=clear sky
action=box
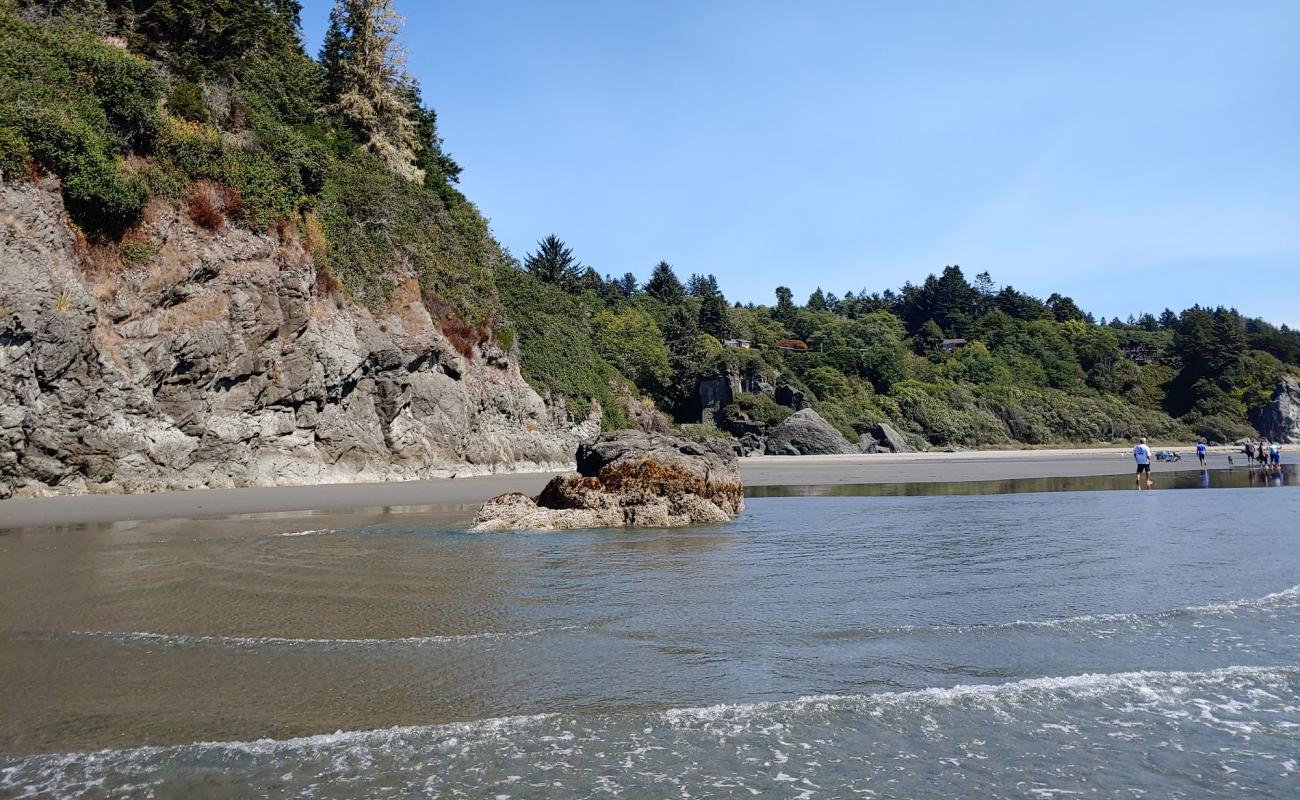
[300,1,1300,327]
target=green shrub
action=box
[0,124,27,179]
[591,306,671,394]
[726,393,793,428]
[167,79,210,123]
[0,8,161,233]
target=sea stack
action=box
[470,430,744,531]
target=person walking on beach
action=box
[1134,437,1153,489]
[1244,441,1255,468]
[1258,440,1268,469]
[1196,439,1207,468]
[1269,441,1282,473]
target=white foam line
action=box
[841,584,1300,637]
[55,625,587,648]
[277,528,334,537]
[660,664,1300,724]
[12,664,1296,763]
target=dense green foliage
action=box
[502,238,1299,448]
[495,265,630,429]
[2,0,497,333]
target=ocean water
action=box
[1,478,1298,798]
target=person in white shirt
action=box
[1133,437,1153,489]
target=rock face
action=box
[869,422,916,453]
[1251,375,1300,444]
[0,180,599,498]
[470,430,744,531]
[764,408,857,456]
[774,384,809,411]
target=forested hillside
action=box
[501,246,1300,448]
[2,0,1294,462]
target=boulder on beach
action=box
[869,422,916,453]
[764,408,857,456]
[470,430,744,532]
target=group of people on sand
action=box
[1132,436,1284,489]
[1243,438,1283,474]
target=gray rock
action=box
[737,432,766,457]
[858,434,880,454]
[471,429,744,531]
[695,372,735,424]
[0,180,600,499]
[765,408,857,455]
[1250,375,1300,444]
[869,422,916,454]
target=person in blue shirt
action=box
[1133,438,1153,489]
[1196,439,1207,467]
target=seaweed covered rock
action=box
[470,430,744,531]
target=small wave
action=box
[16,664,1299,761]
[13,625,588,650]
[818,584,1300,640]
[658,664,1300,724]
[276,528,335,537]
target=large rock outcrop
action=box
[0,180,599,498]
[764,408,857,455]
[869,422,917,453]
[1251,375,1300,444]
[470,430,743,531]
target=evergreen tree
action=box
[645,261,685,302]
[775,286,794,319]
[698,291,730,339]
[322,0,422,180]
[615,272,638,298]
[1046,293,1086,323]
[663,303,707,413]
[807,287,828,312]
[523,234,581,286]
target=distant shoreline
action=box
[2,446,1275,529]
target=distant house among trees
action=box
[723,338,753,349]
[942,338,968,351]
[1123,345,1160,364]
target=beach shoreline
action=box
[0,446,1272,528]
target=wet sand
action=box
[0,446,1266,528]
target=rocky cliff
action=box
[1251,375,1300,445]
[0,180,599,498]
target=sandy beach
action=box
[0,446,1268,528]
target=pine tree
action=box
[322,0,422,180]
[645,261,685,303]
[523,235,580,286]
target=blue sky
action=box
[300,1,1299,327]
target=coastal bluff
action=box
[0,181,598,499]
[470,430,744,531]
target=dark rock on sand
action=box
[471,430,744,531]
